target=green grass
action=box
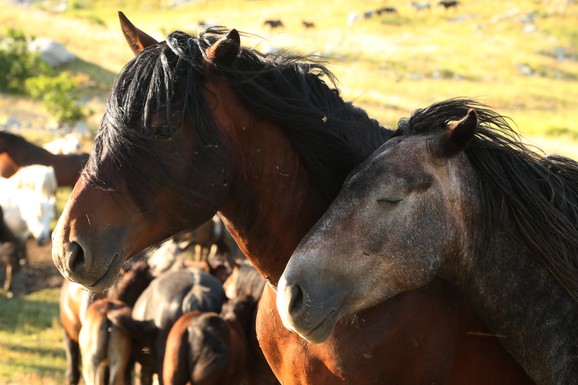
[0,289,66,385]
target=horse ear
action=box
[438,109,477,158]
[206,29,241,68]
[118,11,159,55]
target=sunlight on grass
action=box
[0,289,66,385]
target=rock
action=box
[28,38,76,67]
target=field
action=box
[0,0,577,383]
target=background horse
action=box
[79,298,134,385]
[52,14,533,385]
[0,205,26,296]
[0,176,55,244]
[8,164,58,198]
[60,260,153,385]
[277,99,578,385]
[162,297,255,385]
[0,131,88,186]
[116,267,226,385]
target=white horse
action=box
[43,134,81,155]
[8,165,58,199]
[0,177,56,244]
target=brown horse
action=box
[0,131,88,186]
[163,297,254,385]
[0,205,26,296]
[79,298,135,385]
[59,259,153,385]
[222,261,278,385]
[52,13,533,385]
[278,100,578,385]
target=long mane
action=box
[87,27,391,204]
[399,98,578,302]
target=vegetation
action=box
[0,28,88,126]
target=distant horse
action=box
[79,298,135,385]
[439,0,459,9]
[263,19,284,29]
[0,205,26,296]
[116,267,226,385]
[278,99,578,385]
[60,260,153,385]
[0,177,55,244]
[8,165,58,198]
[52,13,533,385]
[222,262,278,385]
[43,134,81,155]
[162,297,256,385]
[223,260,265,300]
[0,131,88,186]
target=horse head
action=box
[276,108,479,343]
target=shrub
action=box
[25,73,87,125]
[0,28,87,126]
[0,28,51,93]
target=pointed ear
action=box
[205,29,241,68]
[437,109,477,158]
[118,11,159,55]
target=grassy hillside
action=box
[0,0,577,156]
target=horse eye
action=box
[377,197,403,205]
[154,124,173,140]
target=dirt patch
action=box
[6,239,64,296]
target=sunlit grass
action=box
[0,289,66,385]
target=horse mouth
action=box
[84,255,121,293]
[297,308,340,344]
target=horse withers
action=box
[277,99,577,385]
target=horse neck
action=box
[446,196,578,385]
[206,82,330,285]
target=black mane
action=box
[399,98,578,302]
[88,27,391,203]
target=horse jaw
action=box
[51,179,154,292]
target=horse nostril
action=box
[288,283,305,316]
[67,241,86,273]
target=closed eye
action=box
[377,197,404,205]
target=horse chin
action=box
[84,257,121,293]
[295,309,341,344]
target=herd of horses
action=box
[60,241,276,385]
[0,10,574,385]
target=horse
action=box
[222,261,278,385]
[8,164,58,199]
[0,131,88,186]
[51,13,533,384]
[114,267,226,385]
[162,297,256,385]
[0,176,56,244]
[277,99,578,385]
[43,133,81,155]
[79,298,135,385]
[223,259,266,300]
[60,259,153,385]
[0,205,27,296]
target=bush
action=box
[0,28,88,126]
[25,73,87,125]
[0,28,51,93]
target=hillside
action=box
[0,0,577,157]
